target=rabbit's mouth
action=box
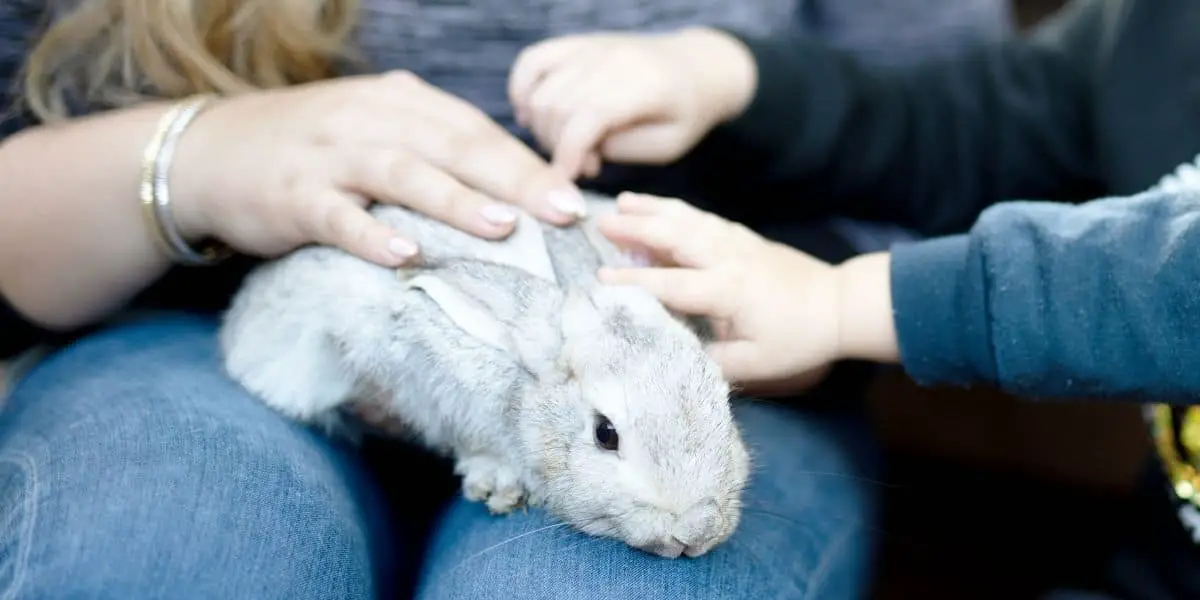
[627,512,736,559]
[572,497,738,559]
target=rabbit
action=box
[218,191,750,559]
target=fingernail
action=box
[388,237,419,258]
[548,189,588,219]
[480,203,518,226]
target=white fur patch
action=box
[505,210,559,284]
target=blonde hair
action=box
[20,0,361,123]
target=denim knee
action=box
[0,315,397,600]
[416,399,880,600]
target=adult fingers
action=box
[340,146,523,239]
[597,266,731,317]
[298,189,419,267]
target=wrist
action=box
[166,97,228,243]
[834,252,899,364]
[668,27,757,125]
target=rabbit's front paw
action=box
[455,454,528,514]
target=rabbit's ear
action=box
[560,287,606,343]
[404,272,516,354]
[554,286,615,379]
[401,262,565,373]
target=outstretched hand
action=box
[594,193,844,394]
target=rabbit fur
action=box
[218,192,750,559]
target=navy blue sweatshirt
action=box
[890,186,1200,404]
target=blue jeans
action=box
[0,314,880,599]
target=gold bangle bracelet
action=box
[139,94,231,267]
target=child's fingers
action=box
[509,37,591,116]
[534,63,620,179]
[610,191,665,215]
[560,150,602,180]
[600,121,688,164]
[616,193,742,244]
[581,152,602,178]
[552,112,610,180]
[527,67,592,155]
[595,209,720,268]
[597,266,731,317]
[614,191,701,218]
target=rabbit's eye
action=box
[594,413,620,452]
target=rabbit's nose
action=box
[640,536,686,559]
[670,499,726,557]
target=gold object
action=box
[1150,403,1200,507]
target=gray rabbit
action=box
[218,192,749,559]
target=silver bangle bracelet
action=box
[140,94,231,267]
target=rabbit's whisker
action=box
[449,521,573,570]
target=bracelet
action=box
[140,94,232,266]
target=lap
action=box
[0,314,400,599]
[0,314,882,599]
[416,399,880,600]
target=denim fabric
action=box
[0,315,402,599]
[0,314,880,599]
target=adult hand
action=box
[508,27,757,181]
[171,71,590,267]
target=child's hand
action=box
[596,193,900,395]
[595,193,842,393]
[508,28,757,181]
